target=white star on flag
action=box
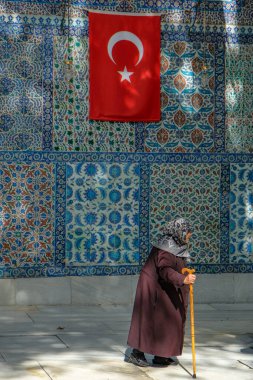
[117,66,134,82]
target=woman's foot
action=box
[152,356,178,366]
[127,349,149,367]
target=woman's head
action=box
[163,218,192,246]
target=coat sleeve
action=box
[156,250,186,287]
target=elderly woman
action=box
[127,218,196,367]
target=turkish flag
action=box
[89,12,161,121]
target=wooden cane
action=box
[182,267,197,378]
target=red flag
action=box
[89,12,160,122]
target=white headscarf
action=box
[153,218,192,258]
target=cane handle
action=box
[182,267,196,275]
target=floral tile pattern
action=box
[150,163,221,264]
[0,152,252,276]
[0,35,44,150]
[53,37,136,152]
[0,0,252,277]
[65,162,140,267]
[145,41,215,153]
[136,0,244,12]
[0,162,55,268]
[0,0,244,12]
[225,44,253,152]
[230,164,253,264]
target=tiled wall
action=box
[0,0,252,278]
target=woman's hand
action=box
[183,274,196,285]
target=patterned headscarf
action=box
[153,218,192,258]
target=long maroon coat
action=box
[127,247,189,358]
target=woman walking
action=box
[127,218,196,367]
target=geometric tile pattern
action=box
[145,41,215,152]
[0,162,55,268]
[150,163,221,264]
[230,164,253,264]
[0,35,43,150]
[66,162,140,267]
[225,44,253,152]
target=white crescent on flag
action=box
[107,31,144,66]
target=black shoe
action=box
[127,352,149,367]
[152,356,178,366]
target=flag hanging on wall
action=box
[89,12,161,122]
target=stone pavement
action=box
[0,303,252,380]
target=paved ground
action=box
[0,303,252,379]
